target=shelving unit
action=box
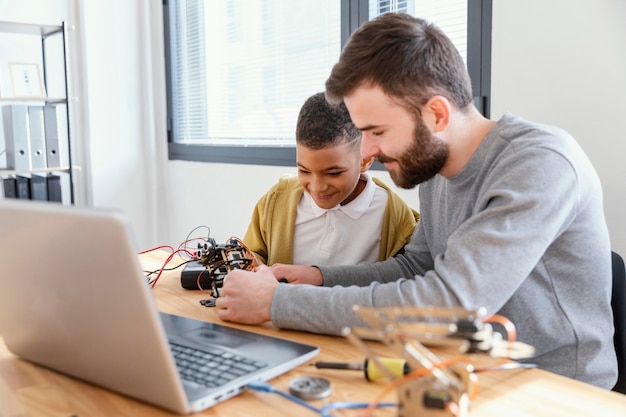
[0,20,75,204]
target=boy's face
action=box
[296,141,368,209]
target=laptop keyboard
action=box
[170,342,267,389]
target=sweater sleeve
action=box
[242,189,273,264]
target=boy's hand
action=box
[270,264,323,286]
[215,266,277,324]
[250,252,266,269]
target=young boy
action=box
[243,92,419,266]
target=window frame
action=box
[164,0,492,167]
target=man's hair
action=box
[296,92,361,150]
[325,13,473,114]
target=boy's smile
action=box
[296,141,370,210]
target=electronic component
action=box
[180,260,213,290]
[344,306,535,417]
[180,237,256,304]
[288,376,332,400]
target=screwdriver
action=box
[312,357,409,381]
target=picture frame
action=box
[9,62,47,98]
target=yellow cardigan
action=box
[243,175,420,265]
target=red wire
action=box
[196,268,212,293]
[144,247,194,287]
[140,234,255,289]
[178,237,210,259]
[138,245,174,255]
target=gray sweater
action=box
[271,113,617,389]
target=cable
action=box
[319,401,395,417]
[474,362,537,372]
[144,259,193,285]
[144,248,194,287]
[177,225,214,262]
[246,380,396,417]
[138,245,174,255]
[195,267,214,294]
[246,380,320,413]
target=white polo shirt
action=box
[292,173,388,266]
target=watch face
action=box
[288,376,332,400]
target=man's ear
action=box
[424,95,451,133]
[361,156,375,172]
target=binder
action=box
[15,175,31,200]
[28,106,47,169]
[29,174,48,201]
[2,176,17,199]
[2,105,31,171]
[46,173,63,203]
[43,104,68,168]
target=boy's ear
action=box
[361,156,375,172]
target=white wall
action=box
[0,0,68,26]
[80,0,170,249]
[491,0,626,255]
[166,161,421,244]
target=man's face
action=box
[344,84,448,189]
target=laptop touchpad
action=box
[183,326,257,349]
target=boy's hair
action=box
[296,92,361,150]
[325,13,473,115]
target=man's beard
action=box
[377,119,449,189]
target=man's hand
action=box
[215,266,277,324]
[270,264,323,286]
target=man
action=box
[216,13,617,389]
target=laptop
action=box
[0,200,319,414]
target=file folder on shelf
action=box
[46,173,63,203]
[2,105,31,171]
[2,174,62,203]
[15,175,31,200]
[28,106,47,170]
[43,104,69,168]
[2,176,17,199]
[29,174,48,201]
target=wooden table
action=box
[1,251,625,416]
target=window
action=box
[371,0,467,63]
[164,0,492,166]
